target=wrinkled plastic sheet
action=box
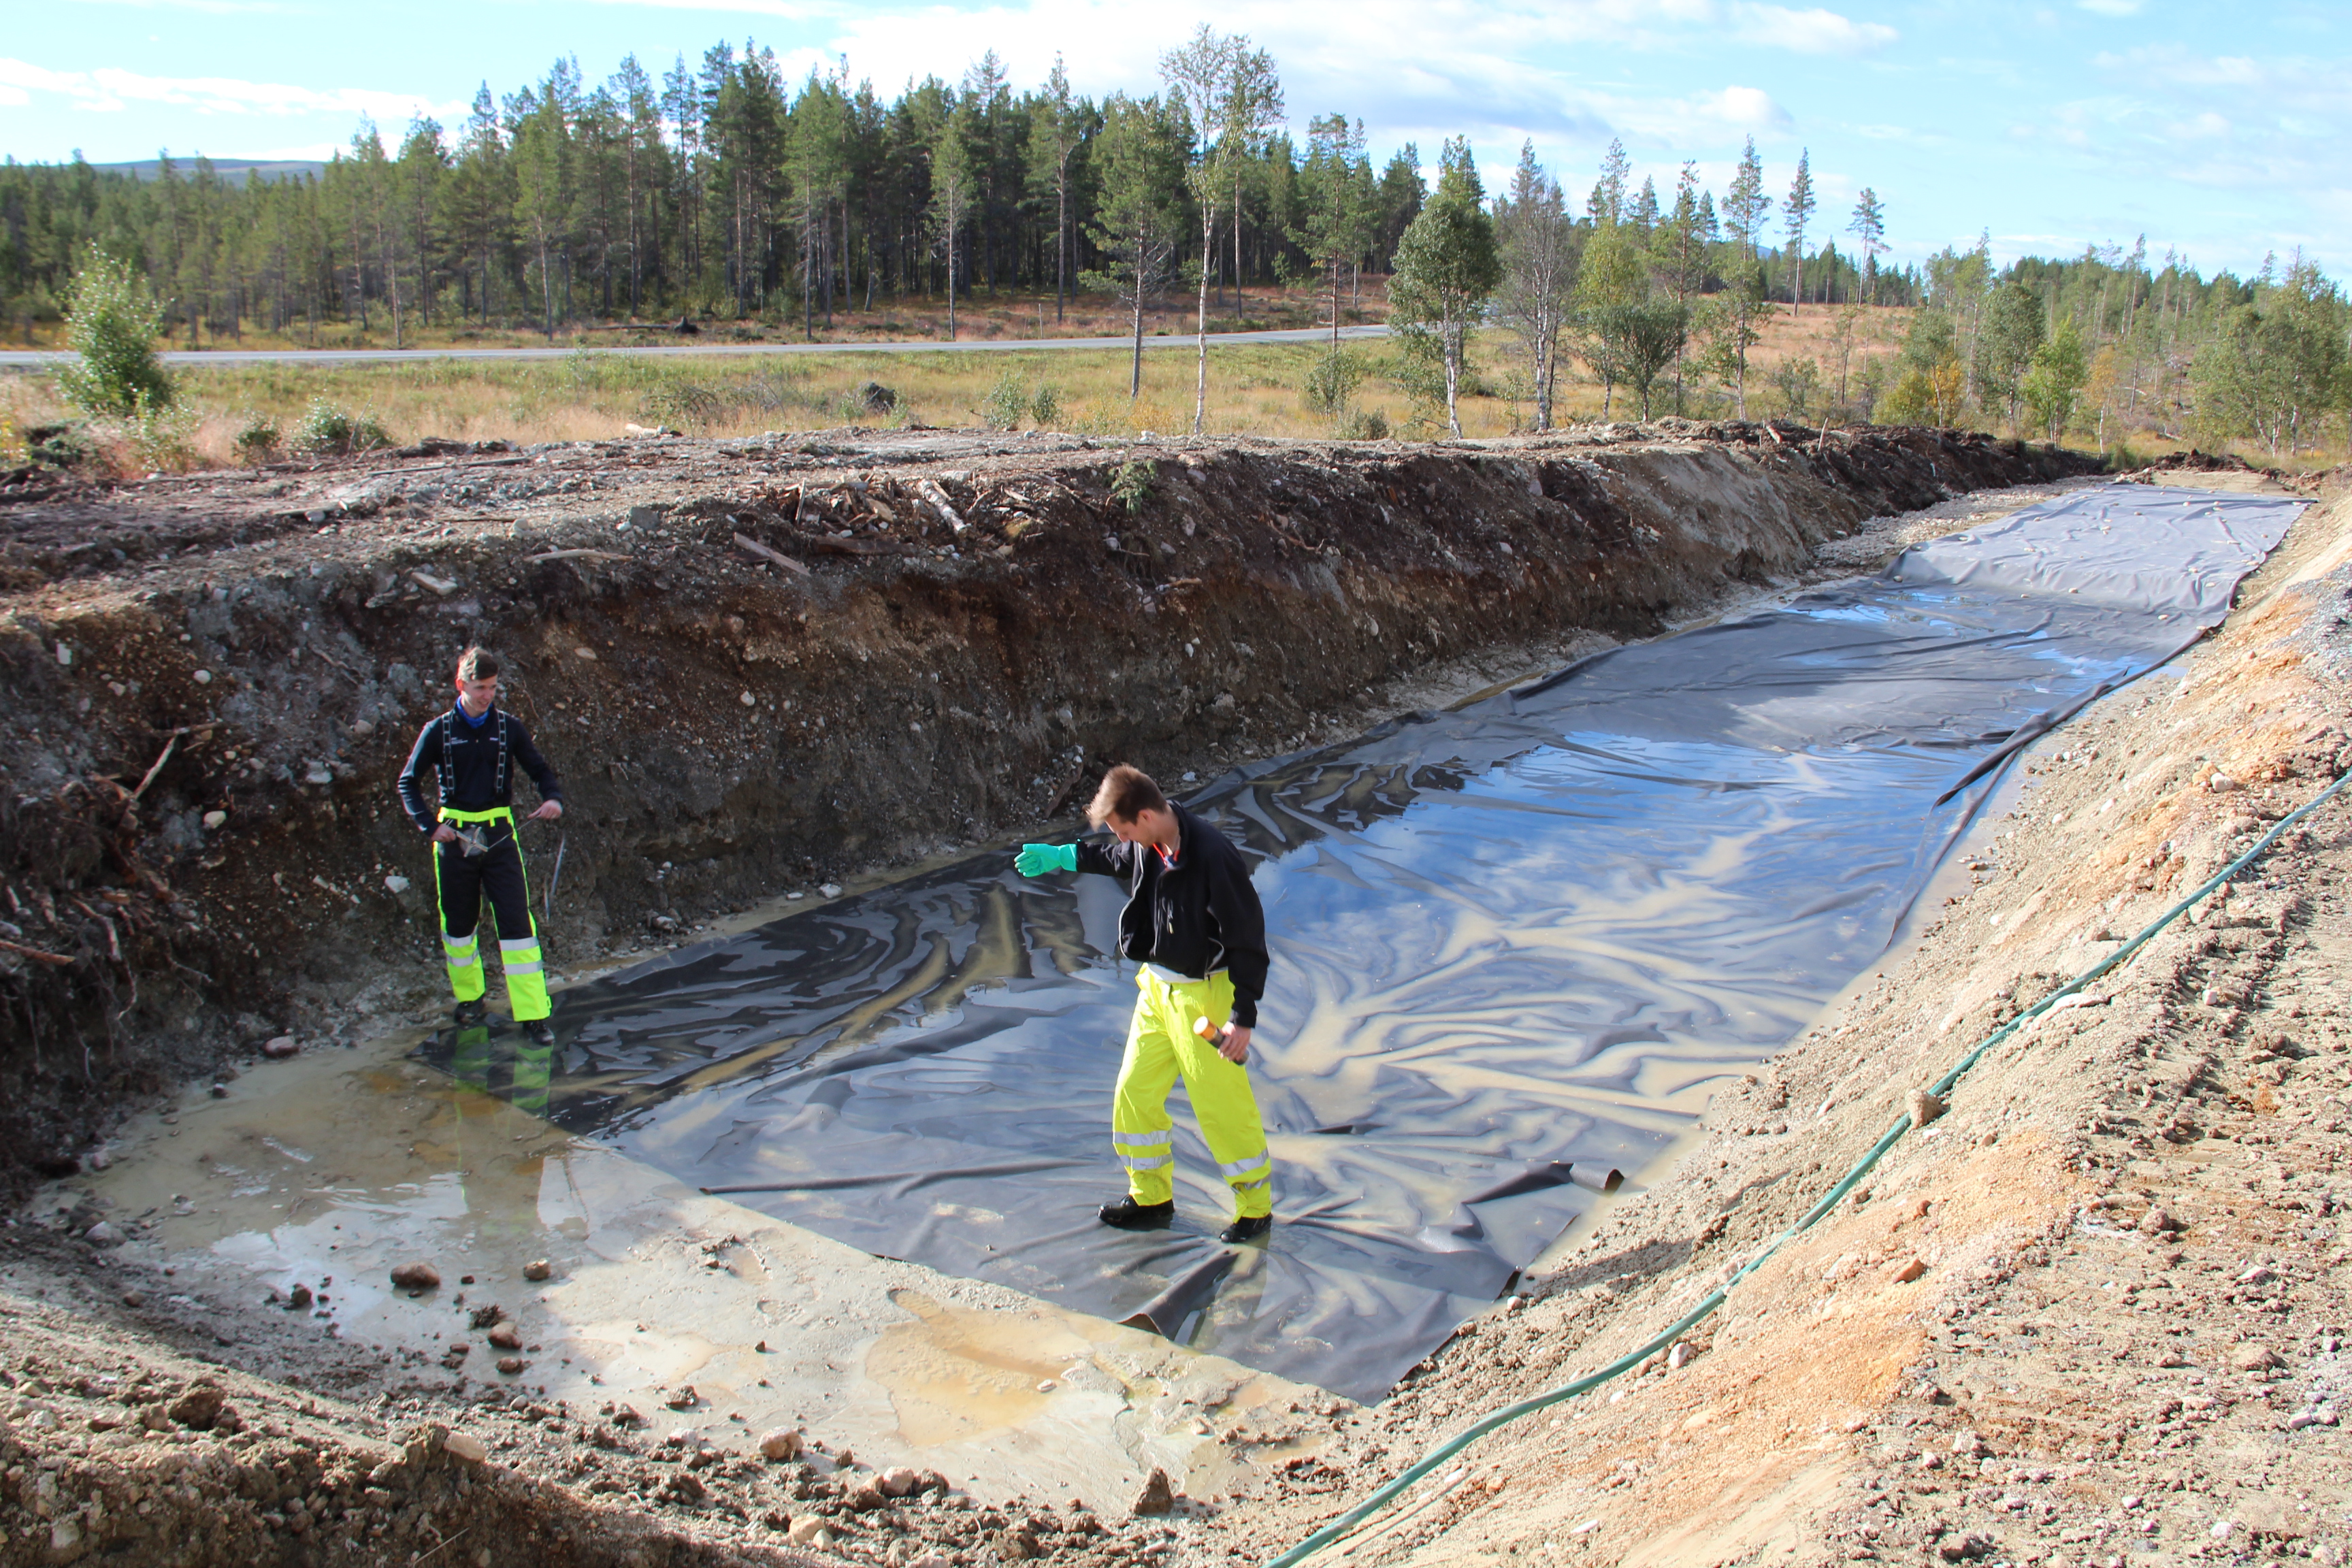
[418,483,2300,1402]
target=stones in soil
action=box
[389,1261,440,1290]
[1132,1467,1176,1517]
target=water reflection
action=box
[415,485,2302,1401]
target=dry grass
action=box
[0,300,2323,474]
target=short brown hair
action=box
[1088,764,1166,827]
[455,647,500,682]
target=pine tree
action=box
[1722,136,1769,263]
[1083,95,1186,399]
[1782,148,1814,314]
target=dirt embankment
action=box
[1215,472,2352,1568]
[0,420,2093,1192]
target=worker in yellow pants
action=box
[397,647,566,1044]
[1016,764,1275,1245]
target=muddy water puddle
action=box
[73,1023,1327,1509]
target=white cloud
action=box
[2077,0,2142,15]
[0,56,463,122]
[1726,4,1897,55]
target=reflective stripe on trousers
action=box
[431,806,553,1022]
[1110,967,1273,1220]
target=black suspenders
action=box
[434,711,512,810]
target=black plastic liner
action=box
[419,483,2301,1402]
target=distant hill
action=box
[82,159,328,188]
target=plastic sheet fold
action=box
[419,483,2300,1402]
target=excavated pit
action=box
[0,420,2114,1566]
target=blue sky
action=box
[2,0,2344,277]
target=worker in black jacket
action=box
[395,647,564,1043]
[1015,764,1273,1244]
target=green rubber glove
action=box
[1015,843,1078,877]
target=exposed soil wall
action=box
[0,420,2095,1193]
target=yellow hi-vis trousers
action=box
[1112,967,1272,1220]
[431,805,552,1023]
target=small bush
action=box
[129,393,199,472]
[233,414,281,463]
[291,397,390,455]
[1030,383,1062,429]
[1301,350,1365,417]
[26,423,96,470]
[1338,408,1389,441]
[1109,456,1156,514]
[979,368,1030,431]
[54,246,173,420]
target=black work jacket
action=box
[1075,802,1270,1028]
[395,704,562,834]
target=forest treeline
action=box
[2,27,2345,456]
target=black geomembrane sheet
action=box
[419,483,2300,1401]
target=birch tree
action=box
[1389,137,1499,438]
[1493,142,1574,431]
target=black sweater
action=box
[395,705,563,834]
[1075,802,1270,1028]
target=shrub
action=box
[129,394,199,472]
[1301,349,1365,417]
[1109,456,1156,513]
[979,367,1030,431]
[54,246,173,420]
[1338,408,1389,441]
[291,397,390,455]
[1030,382,1062,429]
[233,414,281,464]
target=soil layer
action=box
[0,420,2090,1196]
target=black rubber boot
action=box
[1219,1215,1273,1245]
[523,1019,555,1048]
[453,998,488,1028]
[1099,1196,1176,1230]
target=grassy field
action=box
[0,299,2314,473]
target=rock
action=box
[997,1529,1041,1560]
[1890,1258,1927,1284]
[443,1431,489,1463]
[2236,1265,2275,1285]
[82,1220,124,1246]
[383,873,410,894]
[611,1404,645,1427]
[203,809,229,830]
[1132,1467,1176,1517]
[1951,1431,1988,1457]
[2208,772,2242,792]
[287,1284,312,1310]
[521,1258,553,1281]
[787,1518,832,1546]
[909,1555,952,1568]
[760,1428,804,1461]
[664,1385,699,1409]
[261,1035,299,1059]
[167,1384,227,1429]
[192,668,212,685]
[470,1303,506,1329]
[496,1357,525,1375]
[2138,1207,2180,1235]
[849,1480,890,1511]
[2230,1343,2283,1373]
[391,1262,441,1291]
[487,1323,521,1350]
[878,1465,922,1497]
[1906,1088,1946,1128]
[821,883,843,899]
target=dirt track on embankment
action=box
[0,419,2092,1197]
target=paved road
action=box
[0,323,1389,368]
